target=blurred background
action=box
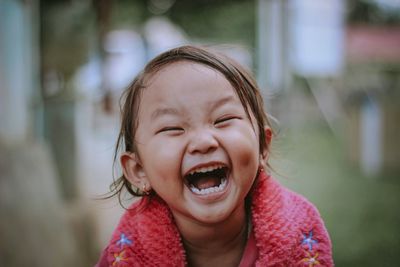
[1,0,399,266]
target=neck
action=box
[174,204,249,267]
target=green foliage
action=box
[111,1,148,28]
[41,0,95,78]
[108,0,256,47]
[347,0,400,25]
[169,1,255,46]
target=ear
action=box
[260,127,272,164]
[120,152,148,190]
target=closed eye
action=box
[156,127,184,134]
[215,116,240,126]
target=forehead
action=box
[135,62,246,122]
[143,61,237,100]
[147,61,226,86]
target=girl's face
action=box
[133,62,262,226]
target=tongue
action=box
[192,176,221,190]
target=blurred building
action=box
[345,25,400,175]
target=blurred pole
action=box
[31,0,44,142]
[360,96,382,176]
[290,0,345,77]
[257,0,290,96]
[93,0,114,113]
[0,0,38,143]
[290,0,346,138]
[40,1,94,200]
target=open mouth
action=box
[185,164,229,195]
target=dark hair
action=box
[109,45,273,202]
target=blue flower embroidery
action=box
[116,233,133,249]
[302,230,318,251]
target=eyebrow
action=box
[150,95,237,120]
[151,107,180,120]
[209,95,237,111]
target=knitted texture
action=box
[251,174,333,266]
[102,172,333,266]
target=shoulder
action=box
[251,175,334,266]
[93,199,145,266]
[252,175,324,224]
[97,196,186,266]
[94,245,110,267]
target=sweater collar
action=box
[108,172,290,266]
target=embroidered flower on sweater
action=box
[302,230,317,251]
[300,251,320,266]
[113,250,127,266]
[116,233,132,249]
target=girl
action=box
[96,46,333,266]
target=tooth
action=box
[188,164,226,176]
[190,186,200,194]
[189,177,228,195]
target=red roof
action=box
[346,25,400,63]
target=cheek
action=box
[140,139,183,176]
[237,148,259,173]
[225,126,260,168]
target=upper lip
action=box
[183,161,229,177]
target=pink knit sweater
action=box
[98,172,333,266]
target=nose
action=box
[187,128,218,154]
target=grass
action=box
[271,122,400,266]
